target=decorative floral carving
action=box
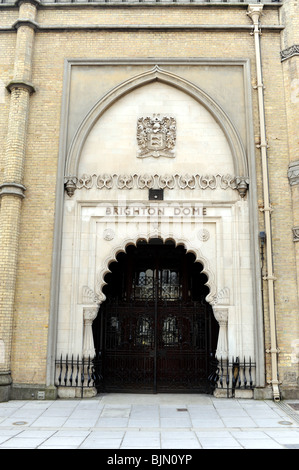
[116,175,134,189]
[136,174,155,189]
[211,287,230,306]
[197,229,210,242]
[68,173,244,193]
[76,173,94,190]
[82,286,100,305]
[281,44,299,62]
[178,174,197,189]
[137,114,176,158]
[158,175,176,189]
[96,174,113,189]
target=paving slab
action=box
[0,394,298,449]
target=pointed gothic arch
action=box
[65,66,248,179]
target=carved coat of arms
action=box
[137,114,176,158]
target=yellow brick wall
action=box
[0,3,297,395]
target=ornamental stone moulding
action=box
[103,228,115,241]
[95,235,217,306]
[288,161,299,186]
[65,65,248,179]
[65,173,249,196]
[293,226,299,242]
[82,286,100,305]
[137,114,176,159]
[197,229,210,242]
[281,45,299,62]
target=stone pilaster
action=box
[83,307,99,358]
[0,0,38,401]
[212,307,229,359]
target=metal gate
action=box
[93,241,218,393]
[97,282,214,393]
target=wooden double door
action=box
[93,240,218,393]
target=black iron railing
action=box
[55,354,255,398]
[209,356,256,397]
[55,354,102,398]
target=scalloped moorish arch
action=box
[95,235,217,306]
[65,65,248,179]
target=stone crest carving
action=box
[137,114,176,158]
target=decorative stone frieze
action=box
[292,226,299,242]
[281,45,299,62]
[288,161,299,186]
[65,173,249,196]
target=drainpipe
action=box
[247,5,280,401]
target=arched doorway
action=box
[93,239,219,393]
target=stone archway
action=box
[81,234,231,373]
[92,238,220,393]
[65,65,248,180]
[52,62,263,396]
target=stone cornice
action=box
[0,1,284,8]
[0,182,26,199]
[281,45,299,62]
[14,0,41,8]
[0,23,284,33]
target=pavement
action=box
[0,393,299,450]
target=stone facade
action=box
[0,0,298,401]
